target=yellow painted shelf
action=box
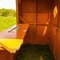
[0,39,23,53]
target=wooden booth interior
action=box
[16,0,60,60]
[0,0,60,60]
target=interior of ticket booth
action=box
[0,0,60,60]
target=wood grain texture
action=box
[0,50,14,60]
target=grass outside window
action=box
[0,16,16,32]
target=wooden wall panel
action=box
[36,0,50,44]
[56,29,60,60]
[37,13,49,24]
[21,0,36,12]
[16,0,20,23]
[51,7,58,26]
[57,5,60,60]
[36,25,48,44]
[22,0,51,45]
[24,24,36,44]
[19,0,36,24]
[49,27,60,60]
[51,0,59,26]
[57,29,60,60]
[38,0,49,12]
[17,0,51,45]
[18,0,50,24]
[37,0,50,24]
[48,25,57,57]
[58,1,60,28]
[58,14,60,27]
[24,25,49,45]
[48,0,60,60]
[22,13,36,24]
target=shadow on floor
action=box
[15,44,54,60]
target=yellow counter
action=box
[0,39,23,53]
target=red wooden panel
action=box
[49,24,57,57]
[58,15,60,27]
[21,0,36,12]
[58,4,60,27]
[56,28,60,60]
[36,25,48,45]
[0,50,14,60]
[22,13,36,24]
[51,9,58,26]
[58,0,60,27]
[24,24,36,44]
[38,0,49,12]
[51,0,59,26]
[37,13,49,24]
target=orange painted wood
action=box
[58,2,60,27]
[0,50,14,60]
[16,0,60,60]
[18,0,36,24]
[58,16,60,27]
[21,0,36,11]
[16,0,22,23]
[49,25,60,60]
[36,25,48,44]
[48,25,57,57]
[17,0,51,44]
[24,24,36,44]
[51,9,58,26]
[48,0,60,60]
[18,0,50,24]
[16,24,29,39]
[22,13,36,24]
[56,28,60,60]
[38,0,50,12]
[37,13,49,24]
[24,25,49,45]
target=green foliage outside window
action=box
[0,8,16,17]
